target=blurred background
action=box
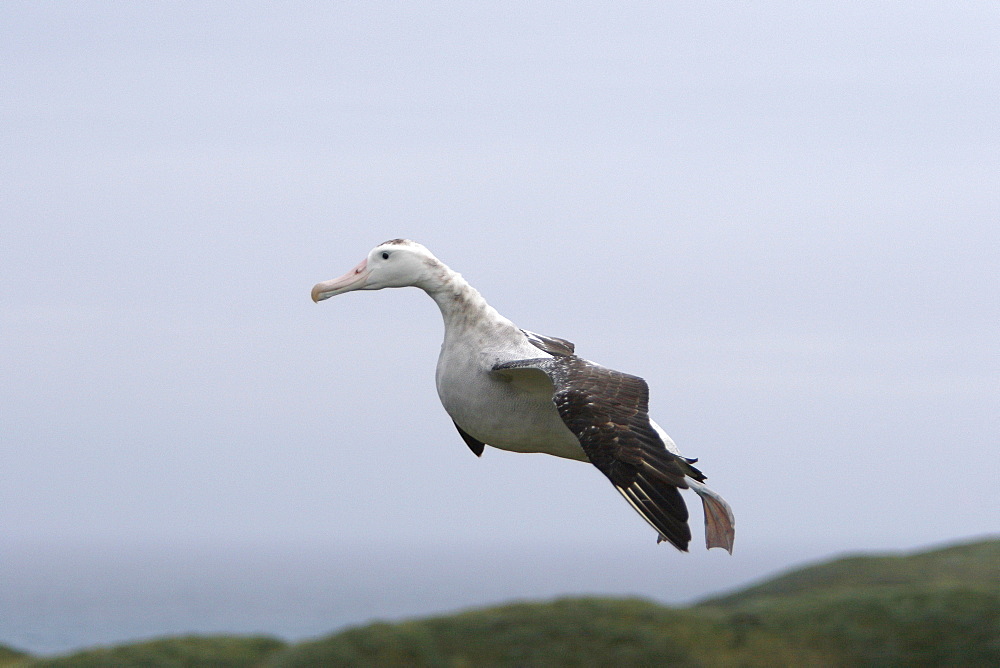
[2,1,997,655]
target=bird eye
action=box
[381,251,390,260]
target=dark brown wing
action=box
[493,356,705,551]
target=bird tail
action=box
[686,478,735,553]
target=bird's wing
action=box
[452,419,486,457]
[521,329,575,356]
[492,356,706,552]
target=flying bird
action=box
[312,239,735,552]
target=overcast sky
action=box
[2,0,998,644]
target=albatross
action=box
[312,239,735,552]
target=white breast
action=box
[435,328,586,461]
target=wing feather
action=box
[521,329,575,356]
[452,420,486,457]
[493,355,704,551]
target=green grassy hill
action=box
[701,536,1000,608]
[266,597,827,667]
[0,645,30,668]
[691,537,1000,666]
[8,536,998,667]
[12,637,285,668]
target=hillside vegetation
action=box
[6,537,997,667]
[702,537,1000,608]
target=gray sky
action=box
[2,0,998,623]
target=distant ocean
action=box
[2,539,816,656]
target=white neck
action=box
[422,263,517,339]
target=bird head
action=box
[311,239,440,302]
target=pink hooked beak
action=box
[311,258,371,302]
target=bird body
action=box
[313,239,735,553]
[430,274,587,462]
